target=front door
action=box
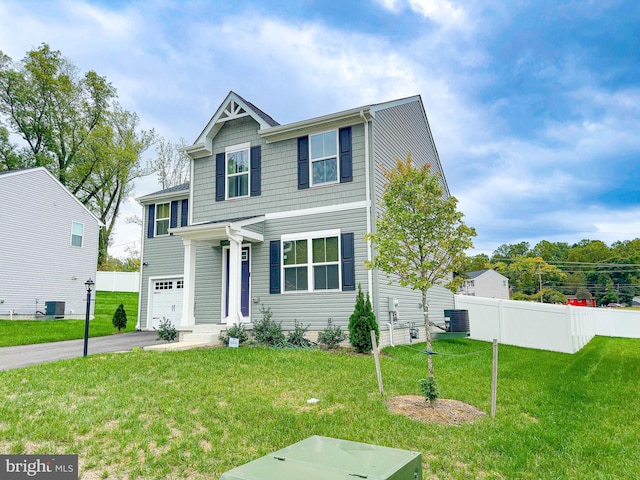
[224,246,250,321]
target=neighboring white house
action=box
[0,167,102,319]
[459,269,510,300]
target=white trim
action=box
[265,201,368,220]
[71,221,84,248]
[154,201,170,236]
[225,142,251,200]
[146,274,184,330]
[281,229,342,294]
[309,129,339,187]
[221,244,252,324]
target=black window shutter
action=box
[297,136,309,190]
[180,199,188,227]
[216,152,225,201]
[339,126,352,183]
[170,200,178,230]
[147,204,155,239]
[250,146,261,196]
[341,232,355,291]
[269,240,281,294]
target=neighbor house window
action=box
[310,130,338,185]
[71,222,84,247]
[155,203,170,236]
[282,230,341,292]
[226,142,250,198]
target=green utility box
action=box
[220,435,422,480]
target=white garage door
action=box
[150,278,183,329]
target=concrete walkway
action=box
[0,331,169,371]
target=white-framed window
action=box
[71,221,84,247]
[282,229,341,292]
[155,203,170,236]
[310,130,338,186]
[155,280,173,290]
[226,142,250,199]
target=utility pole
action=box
[537,270,543,303]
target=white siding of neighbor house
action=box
[0,168,100,318]
[463,270,510,300]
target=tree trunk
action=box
[422,289,434,380]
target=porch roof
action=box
[169,216,264,244]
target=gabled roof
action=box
[0,167,103,225]
[466,269,508,280]
[182,91,279,159]
[137,182,190,204]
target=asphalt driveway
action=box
[0,331,165,371]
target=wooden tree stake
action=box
[491,338,498,418]
[371,330,384,396]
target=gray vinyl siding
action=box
[258,209,368,330]
[0,169,99,318]
[192,118,367,223]
[372,99,448,218]
[190,208,368,329]
[138,203,187,329]
[369,99,452,332]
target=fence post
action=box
[491,338,498,418]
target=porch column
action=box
[227,228,244,325]
[181,238,196,327]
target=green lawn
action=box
[0,291,138,347]
[0,336,638,479]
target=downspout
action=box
[360,109,373,298]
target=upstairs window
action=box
[226,143,250,198]
[71,222,84,247]
[310,131,338,185]
[155,203,170,236]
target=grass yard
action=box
[0,336,639,479]
[0,291,138,347]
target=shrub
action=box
[348,284,379,353]
[155,317,177,342]
[287,320,312,348]
[317,318,346,349]
[419,377,439,406]
[112,303,127,333]
[219,323,249,346]
[253,305,285,346]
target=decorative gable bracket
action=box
[217,99,249,123]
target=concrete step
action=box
[182,324,228,345]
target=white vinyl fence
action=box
[455,295,640,354]
[96,271,140,293]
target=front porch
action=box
[169,216,265,331]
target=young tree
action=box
[348,284,379,353]
[366,155,476,383]
[112,303,127,333]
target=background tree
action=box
[79,108,155,264]
[366,156,476,384]
[150,136,190,189]
[0,44,115,188]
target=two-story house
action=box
[0,167,101,319]
[137,92,454,346]
[459,269,510,300]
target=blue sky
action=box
[1,0,639,258]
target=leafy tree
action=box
[531,240,570,262]
[0,126,25,171]
[568,240,611,263]
[491,242,530,262]
[366,155,476,382]
[80,108,155,265]
[150,137,191,189]
[496,256,566,297]
[348,284,378,353]
[112,303,127,333]
[0,44,116,188]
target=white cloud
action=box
[408,0,469,29]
